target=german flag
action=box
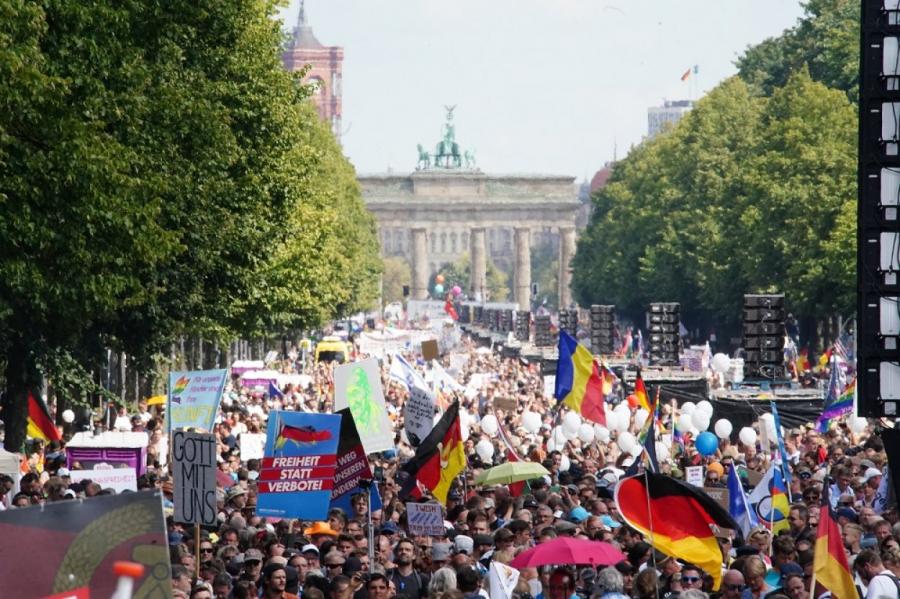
[399,400,466,505]
[813,481,857,599]
[616,472,737,590]
[27,392,61,442]
[633,370,651,412]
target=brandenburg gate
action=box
[359,107,581,309]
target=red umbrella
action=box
[509,537,626,568]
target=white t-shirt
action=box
[866,571,899,599]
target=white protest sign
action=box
[334,358,393,454]
[543,376,556,399]
[172,430,217,526]
[240,433,267,461]
[406,502,445,536]
[69,468,137,494]
[404,386,436,447]
[686,465,704,488]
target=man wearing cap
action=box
[240,548,265,586]
[388,537,429,599]
[261,562,300,599]
[302,543,322,575]
[431,543,452,572]
[451,535,474,569]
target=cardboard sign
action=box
[257,411,341,520]
[240,433,267,461]
[69,468,137,494]
[493,396,518,413]
[334,359,393,454]
[172,431,217,526]
[330,408,383,514]
[166,369,228,433]
[421,339,440,362]
[406,501,445,536]
[703,487,731,511]
[405,386,436,446]
[686,466,704,487]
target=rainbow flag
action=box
[555,331,606,426]
[816,375,855,433]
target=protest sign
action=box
[172,431,217,526]
[0,491,170,598]
[421,339,440,361]
[404,386,436,446]
[69,468,137,494]
[334,359,393,454]
[166,369,228,433]
[543,376,556,399]
[330,408,383,514]
[240,433,267,461]
[686,466,704,487]
[493,396,518,413]
[703,487,731,512]
[257,411,341,520]
[406,502,445,536]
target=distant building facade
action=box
[282,1,343,142]
[647,99,693,138]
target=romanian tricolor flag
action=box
[554,331,606,426]
[616,472,737,589]
[399,400,466,505]
[27,392,61,443]
[814,483,857,599]
[633,370,651,413]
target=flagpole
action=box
[642,469,661,599]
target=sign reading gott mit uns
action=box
[173,431,217,526]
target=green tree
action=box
[382,257,411,304]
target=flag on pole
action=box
[27,392,61,442]
[813,483,858,599]
[267,381,284,399]
[399,401,466,505]
[633,370,651,413]
[727,463,759,538]
[680,67,692,81]
[489,560,520,599]
[389,353,429,392]
[769,402,792,490]
[747,463,790,534]
[816,376,855,432]
[554,331,606,426]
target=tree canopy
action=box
[0,0,381,448]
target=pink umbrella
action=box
[509,537,626,568]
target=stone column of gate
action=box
[470,227,487,301]
[411,227,429,300]
[513,227,532,310]
[558,227,577,309]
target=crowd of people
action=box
[2,328,891,599]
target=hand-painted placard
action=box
[334,359,393,454]
[166,369,228,433]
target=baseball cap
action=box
[600,515,621,529]
[57,467,71,478]
[379,522,399,535]
[780,562,803,582]
[861,467,882,483]
[523,498,539,509]
[569,506,590,523]
[244,548,264,563]
[432,543,452,561]
[474,534,494,548]
[836,507,858,522]
[453,535,474,555]
[302,544,320,555]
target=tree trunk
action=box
[1,337,41,451]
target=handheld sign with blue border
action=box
[256,411,342,520]
[166,369,228,433]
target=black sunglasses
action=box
[681,576,701,583]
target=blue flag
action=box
[770,402,792,491]
[728,462,759,539]
[268,381,284,399]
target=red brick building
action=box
[282,1,343,143]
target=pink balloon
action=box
[452,285,462,296]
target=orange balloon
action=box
[436,274,445,284]
[626,394,639,408]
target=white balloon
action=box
[615,401,631,414]
[677,413,693,432]
[634,408,650,430]
[656,441,669,458]
[696,400,714,416]
[562,424,578,440]
[614,412,630,433]
[714,419,733,439]
[546,437,557,452]
[692,411,710,431]
[564,411,583,431]
[739,427,757,446]
[522,411,542,433]
[62,409,75,424]
[629,444,644,457]
[460,411,471,441]
[681,402,696,415]
[618,431,636,453]
[476,439,495,461]
[559,454,571,472]
[595,425,611,443]
[851,417,868,434]
[711,353,731,373]
[554,426,568,445]
[578,423,596,444]
[480,414,499,437]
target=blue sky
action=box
[279,1,806,180]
